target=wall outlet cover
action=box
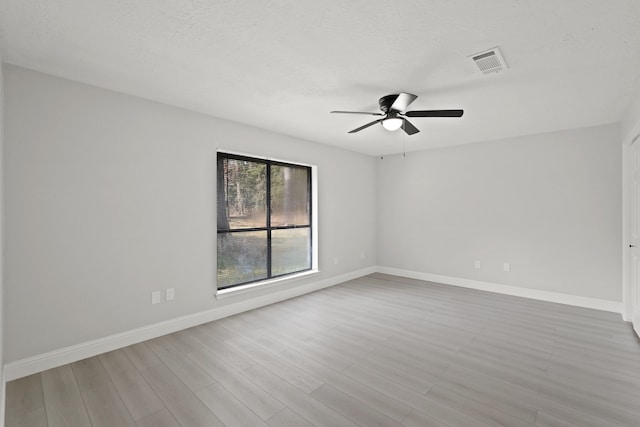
[151,291,161,305]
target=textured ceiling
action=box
[1,0,640,155]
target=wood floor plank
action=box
[76,381,137,427]
[426,384,534,427]
[535,396,625,427]
[41,365,92,427]
[448,349,544,393]
[285,338,353,372]
[535,411,581,427]
[186,326,258,370]
[342,363,437,409]
[197,321,242,342]
[71,356,136,427]
[244,364,360,427]
[254,351,325,394]
[310,383,405,427]
[145,335,215,392]
[430,365,539,424]
[123,342,163,371]
[187,347,286,420]
[5,374,47,427]
[196,381,269,427]
[267,408,315,427]
[136,408,180,427]
[278,348,413,423]
[162,328,205,354]
[99,349,165,421]
[539,367,640,412]
[139,361,225,427]
[395,392,496,427]
[71,356,112,389]
[355,357,436,394]
[226,335,281,362]
[401,409,452,427]
[545,357,640,397]
[465,336,551,371]
[538,382,640,427]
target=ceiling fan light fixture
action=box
[382,117,403,131]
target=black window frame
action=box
[216,152,313,290]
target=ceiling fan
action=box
[331,92,463,135]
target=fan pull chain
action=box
[403,128,406,157]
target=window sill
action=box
[215,269,320,300]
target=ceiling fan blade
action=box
[404,109,464,118]
[331,111,384,116]
[402,119,420,135]
[390,93,418,112]
[348,119,384,133]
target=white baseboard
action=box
[4,267,376,381]
[376,267,623,314]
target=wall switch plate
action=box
[166,288,175,301]
[503,262,511,272]
[474,260,481,269]
[361,251,365,259]
[151,291,161,305]
[334,257,338,265]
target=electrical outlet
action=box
[166,288,175,301]
[151,291,161,305]
[474,260,481,269]
[503,262,511,272]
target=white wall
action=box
[0,56,5,427]
[3,65,377,363]
[377,124,622,302]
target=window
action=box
[216,152,313,290]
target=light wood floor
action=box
[6,273,640,427]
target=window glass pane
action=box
[271,228,311,276]
[218,158,267,230]
[270,165,309,227]
[217,231,268,288]
[217,152,314,290]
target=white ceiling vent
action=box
[469,47,508,74]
